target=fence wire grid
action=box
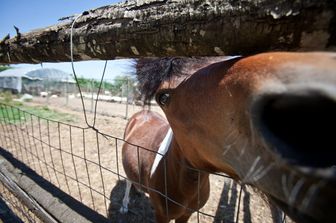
[0,102,289,223]
[0,180,42,223]
[0,30,289,221]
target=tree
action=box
[75,76,136,97]
[0,65,11,72]
[0,0,335,64]
[109,76,136,97]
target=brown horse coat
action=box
[132,52,336,223]
[121,110,210,222]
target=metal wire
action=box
[47,120,61,188]
[0,181,42,223]
[0,12,279,223]
[96,131,108,215]
[69,125,83,202]
[0,102,253,222]
[83,128,96,210]
[69,14,108,130]
[58,122,71,195]
[163,157,169,221]
[235,185,243,222]
[38,117,52,181]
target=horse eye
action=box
[157,92,171,106]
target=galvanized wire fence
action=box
[0,102,288,223]
[0,180,41,223]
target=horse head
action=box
[136,52,336,223]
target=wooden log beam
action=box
[0,0,335,64]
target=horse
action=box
[122,52,336,223]
[120,109,210,222]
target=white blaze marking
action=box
[150,128,173,177]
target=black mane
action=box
[135,57,212,103]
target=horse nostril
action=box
[257,93,336,168]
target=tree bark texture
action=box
[0,0,335,64]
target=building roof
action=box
[0,68,40,80]
[0,68,75,83]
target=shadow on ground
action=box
[214,180,283,223]
[213,180,247,223]
[108,180,155,223]
[108,179,283,223]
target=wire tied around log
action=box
[70,14,109,132]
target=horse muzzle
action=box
[251,83,336,223]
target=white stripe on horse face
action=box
[150,128,173,177]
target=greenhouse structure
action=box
[0,68,76,95]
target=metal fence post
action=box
[125,77,129,119]
[46,77,49,105]
[65,77,69,106]
[91,79,94,113]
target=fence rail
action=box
[0,157,55,223]
[0,180,41,223]
[0,102,287,223]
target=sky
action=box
[0,0,135,81]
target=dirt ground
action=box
[0,96,290,223]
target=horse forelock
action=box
[135,57,186,103]
[135,57,218,103]
[135,56,242,103]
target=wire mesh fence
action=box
[0,180,42,223]
[0,102,287,223]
